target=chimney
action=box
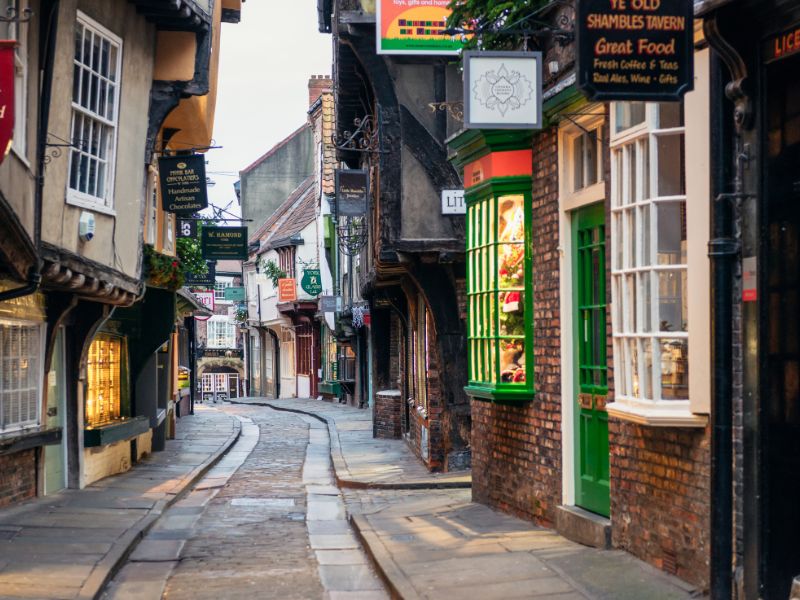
[308,74,333,106]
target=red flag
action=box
[0,41,14,163]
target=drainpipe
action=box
[708,51,739,600]
[0,0,58,302]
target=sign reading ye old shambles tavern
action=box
[576,0,693,101]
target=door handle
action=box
[594,394,608,412]
[578,393,593,410]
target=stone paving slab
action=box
[0,406,240,600]
[349,494,701,600]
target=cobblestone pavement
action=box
[105,403,387,600]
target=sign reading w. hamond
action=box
[576,0,694,102]
[159,154,208,214]
[201,227,248,260]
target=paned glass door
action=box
[574,203,610,516]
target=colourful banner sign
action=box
[0,41,15,164]
[377,0,463,55]
[278,278,297,302]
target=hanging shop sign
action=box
[0,41,14,164]
[158,154,208,214]
[186,261,215,286]
[177,218,197,238]
[576,0,694,101]
[320,295,343,313]
[335,169,369,217]
[278,278,297,302]
[223,286,246,302]
[201,227,248,260]
[464,51,543,130]
[301,269,322,296]
[376,0,463,55]
[441,189,465,215]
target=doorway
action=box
[573,202,610,517]
[44,328,67,495]
[762,51,800,598]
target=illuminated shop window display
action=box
[85,334,128,427]
[466,178,534,402]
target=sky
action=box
[203,1,333,217]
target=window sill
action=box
[0,426,62,456]
[606,401,708,428]
[465,384,534,404]
[84,415,149,447]
[66,194,116,217]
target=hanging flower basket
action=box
[143,244,185,291]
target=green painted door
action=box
[44,328,67,495]
[573,203,610,517]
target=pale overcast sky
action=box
[204,1,333,216]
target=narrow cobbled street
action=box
[104,404,386,599]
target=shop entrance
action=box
[201,371,239,402]
[573,203,610,517]
[762,51,800,598]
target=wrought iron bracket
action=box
[333,114,384,154]
[337,216,368,256]
[428,101,464,121]
[0,6,33,23]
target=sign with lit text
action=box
[201,227,248,260]
[278,278,297,303]
[377,0,463,55]
[159,154,208,213]
[576,0,693,101]
[765,25,800,63]
[0,41,14,164]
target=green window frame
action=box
[465,176,534,403]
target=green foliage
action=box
[261,259,287,287]
[446,0,550,50]
[176,218,211,278]
[143,244,185,290]
[234,305,248,323]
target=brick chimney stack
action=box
[309,74,333,106]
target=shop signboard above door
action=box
[335,170,369,217]
[159,154,208,213]
[376,0,463,55]
[464,51,543,130]
[201,227,248,260]
[186,261,215,286]
[301,269,322,296]
[576,0,694,101]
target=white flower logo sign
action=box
[464,51,543,130]
[473,63,533,117]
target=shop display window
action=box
[85,334,128,427]
[466,180,533,402]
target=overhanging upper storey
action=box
[128,0,213,32]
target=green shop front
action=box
[449,130,535,403]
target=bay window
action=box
[207,316,236,349]
[466,179,533,402]
[608,101,705,426]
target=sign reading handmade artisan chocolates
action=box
[576,0,693,101]
[335,169,369,217]
[159,154,208,213]
[201,227,248,260]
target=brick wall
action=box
[374,390,402,438]
[0,449,36,508]
[609,422,710,587]
[471,126,562,526]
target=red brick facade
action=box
[0,450,37,508]
[467,124,711,589]
[471,126,563,527]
